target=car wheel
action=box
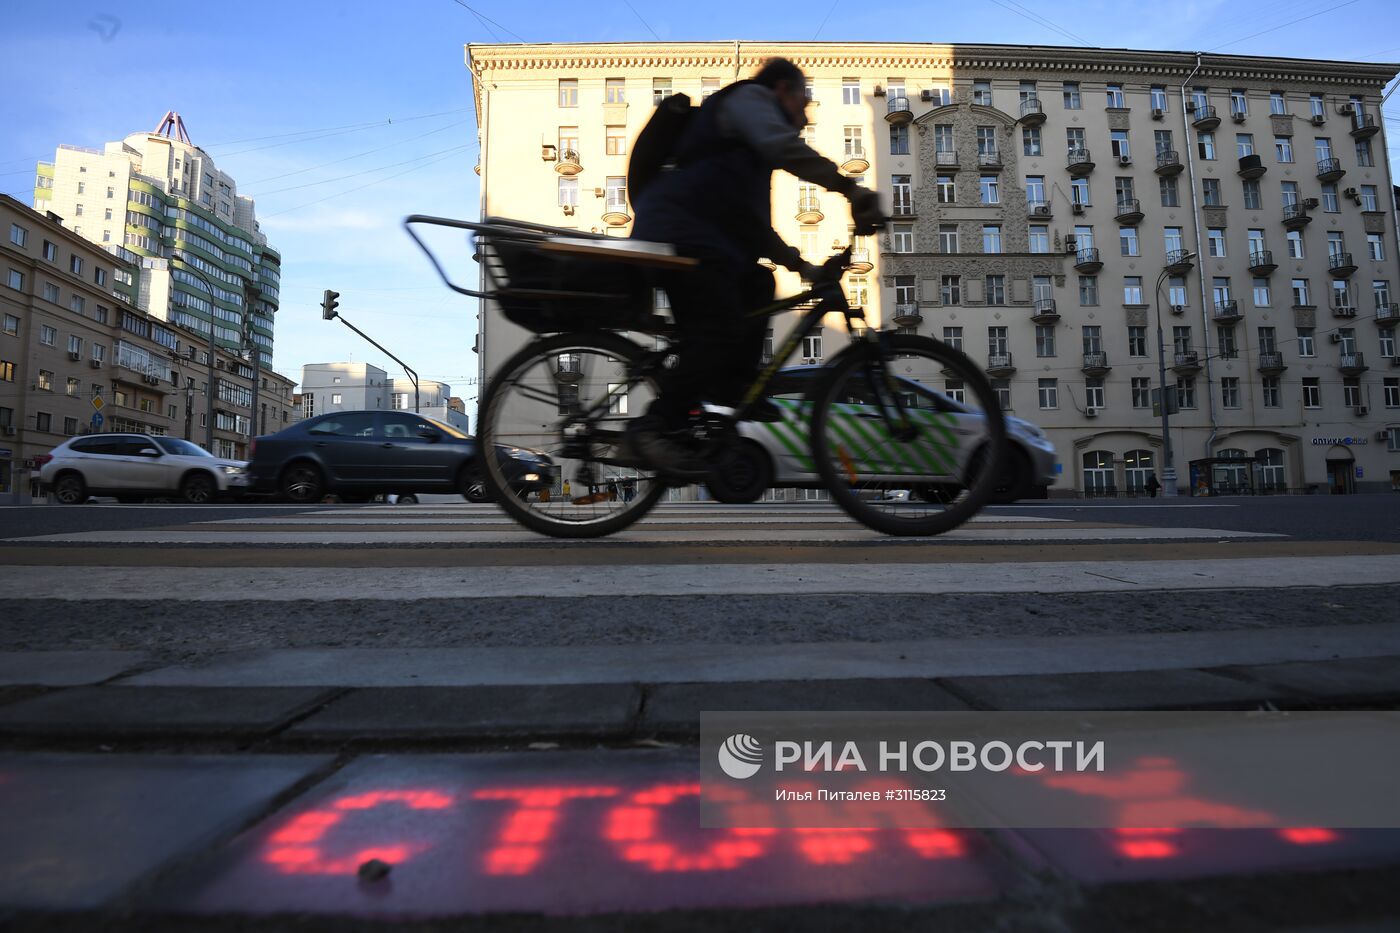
[278,462,325,504]
[52,473,87,505]
[396,494,419,505]
[989,448,1033,504]
[706,439,773,504]
[180,472,217,504]
[460,468,490,503]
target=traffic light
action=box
[321,289,340,320]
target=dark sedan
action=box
[248,410,553,504]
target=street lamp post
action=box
[1153,251,1196,497]
[169,253,219,450]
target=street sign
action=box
[91,396,105,413]
[91,413,104,430]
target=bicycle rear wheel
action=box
[477,331,667,538]
[810,335,1007,536]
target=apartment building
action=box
[299,362,470,431]
[468,42,1400,495]
[1,196,295,501]
[33,112,282,367]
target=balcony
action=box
[1031,298,1059,323]
[1114,198,1143,224]
[1350,115,1380,139]
[839,148,869,175]
[886,96,912,125]
[1018,98,1045,125]
[1282,204,1312,229]
[1257,352,1286,373]
[1237,154,1267,179]
[796,196,824,223]
[935,150,959,169]
[892,303,923,326]
[1067,148,1094,176]
[1154,149,1183,175]
[555,355,583,383]
[1081,352,1111,376]
[1191,104,1220,130]
[1247,250,1277,275]
[1316,158,1345,183]
[1074,247,1102,272]
[986,353,1015,376]
[1375,303,1399,325]
[848,248,873,274]
[1328,252,1357,278]
[977,149,1003,171]
[1173,351,1202,374]
[1027,199,1052,219]
[1165,249,1195,274]
[1213,300,1242,323]
[554,148,582,176]
[1331,303,1359,319]
[1338,352,1368,376]
[601,196,631,226]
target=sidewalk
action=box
[0,644,1398,929]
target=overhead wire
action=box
[984,0,1091,47]
[242,119,468,187]
[448,0,526,42]
[811,0,839,41]
[1206,0,1362,52]
[260,147,470,218]
[620,0,661,41]
[251,142,475,197]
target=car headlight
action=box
[221,465,246,475]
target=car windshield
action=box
[154,437,213,457]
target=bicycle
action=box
[405,214,1007,539]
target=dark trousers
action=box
[648,258,775,428]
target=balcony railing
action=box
[848,249,873,273]
[1173,351,1202,371]
[1316,157,1345,182]
[892,303,922,326]
[886,96,912,124]
[1375,303,1400,324]
[1257,352,1286,373]
[1074,247,1102,271]
[1213,300,1242,322]
[935,150,959,168]
[1282,203,1312,227]
[1237,153,1267,179]
[1067,148,1094,175]
[1248,250,1276,274]
[1082,352,1110,374]
[555,148,582,175]
[601,195,631,225]
[1018,98,1045,124]
[839,148,869,174]
[1114,198,1143,223]
[1165,249,1194,272]
[1031,298,1059,322]
[1338,353,1367,375]
[1350,115,1379,138]
[1154,149,1183,175]
[1328,252,1357,277]
[986,353,1015,374]
[1191,104,1220,130]
[555,355,582,382]
[978,149,1002,169]
[796,196,824,223]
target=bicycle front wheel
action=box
[477,331,667,538]
[810,335,1007,536]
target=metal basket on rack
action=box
[404,215,693,335]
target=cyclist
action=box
[628,57,885,477]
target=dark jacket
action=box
[632,82,853,268]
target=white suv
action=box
[37,433,249,504]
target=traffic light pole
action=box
[321,291,420,413]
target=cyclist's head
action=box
[754,57,808,129]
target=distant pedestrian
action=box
[1145,472,1161,498]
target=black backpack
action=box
[627,92,696,201]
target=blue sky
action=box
[3,0,1398,417]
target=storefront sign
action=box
[1311,437,1368,446]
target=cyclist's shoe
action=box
[623,417,709,480]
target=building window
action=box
[8,224,26,247]
[940,275,961,305]
[892,224,913,253]
[5,269,22,292]
[1301,378,1321,408]
[891,175,912,214]
[607,383,629,415]
[1384,378,1400,408]
[1123,275,1143,304]
[1368,234,1385,261]
[1230,89,1248,116]
[1022,126,1042,156]
[1176,377,1196,409]
[605,126,627,156]
[1159,175,1179,207]
[1028,225,1049,253]
[1241,179,1262,209]
[1062,82,1080,109]
[1260,377,1280,408]
[1275,136,1293,162]
[652,78,672,104]
[1361,185,1379,212]
[1270,91,1287,114]
[1085,377,1105,409]
[1128,326,1147,356]
[1079,275,1098,306]
[605,78,626,104]
[1197,132,1216,160]
[1202,177,1222,206]
[985,275,1006,305]
[802,328,823,361]
[1297,327,1315,358]
[1071,177,1089,207]
[1172,326,1192,355]
[36,369,53,391]
[973,80,992,106]
[982,225,1002,253]
[1343,378,1362,409]
[842,78,860,105]
[1106,83,1125,108]
[936,174,956,204]
[1207,228,1226,257]
[1292,278,1311,307]
[1120,227,1139,257]
[1131,377,1152,408]
[889,124,908,155]
[70,295,85,314]
[938,224,959,253]
[1221,377,1240,408]
[943,327,962,350]
[978,176,999,205]
[1150,86,1168,111]
[1218,326,1237,358]
[1356,139,1374,167]
[1036,325,1056,357]
[1038,378,1058,409]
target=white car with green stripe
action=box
[711,367,1057,504]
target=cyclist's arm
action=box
[764,231,804,272]
[719,84,858,195]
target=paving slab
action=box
[287,685,641,740]
[941,669,1284,710]
[141,750,1018,917]
[0,650,145,686]
[642,678,970,734]
[0,752,332,909]
[0,686,336,737]
[1222,656,1400,700]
